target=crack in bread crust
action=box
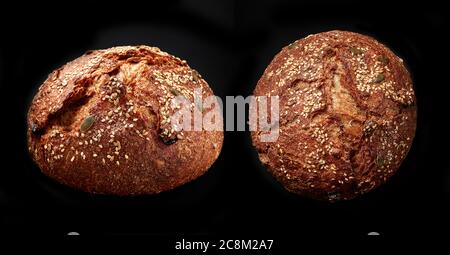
[252,31,416,201]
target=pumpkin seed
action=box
[169,87,183,97]
[192,70,201,82]
[350,47,363,55]
[375,153,384,167]
[322,46,334,55]
[377,55,389,65]
[374,73,385,83]
[80,115,95,132]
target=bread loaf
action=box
[27,46,223,195]
[252,31,416,201]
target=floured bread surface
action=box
[252,31,416,201]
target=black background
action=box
[0,0,449,246]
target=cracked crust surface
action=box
[252,31,416,201]
[27,46,223,195]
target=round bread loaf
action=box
[27,46,223,195]
[252,31,416,201]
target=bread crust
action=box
[252,31,416,201]
[27,46,223,195]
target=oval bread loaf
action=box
[27,46,223,195]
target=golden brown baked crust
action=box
[27,46,223,195]
[252,31,416,201]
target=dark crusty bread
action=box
[252,31,416,201]
[27,46,223,195]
